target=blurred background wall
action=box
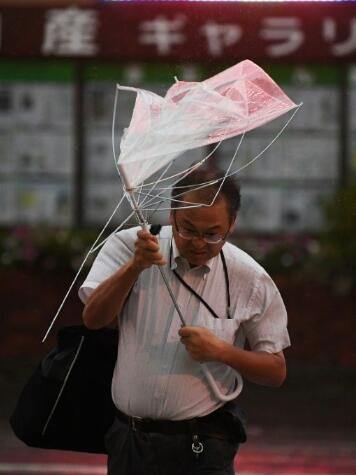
[0,0,355,443]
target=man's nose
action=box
[191,235,206,249]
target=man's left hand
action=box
[178,326,226,362]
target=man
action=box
[79,163,290,475]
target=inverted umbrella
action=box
[117,59,298,190]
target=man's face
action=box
[170,191,235,267]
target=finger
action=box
[181,344,201,362]
[135,248,166,267]
[135,239,160,254]
[140,247,164,260]
[137,229,158,242]
[150,255,167,266]
[179,327,191,337]
[178,326,196,337]
[179,330,190,342]
[180,339,190,351]
[156,257,167,266]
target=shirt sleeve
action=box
[78,229,136,305]
[242,271,291,353]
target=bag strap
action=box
[220,249,231,317]
[170,241,231,319]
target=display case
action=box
[0,61,75,225]
[0,61,351,233]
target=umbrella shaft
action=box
[121,172,186,327]
[158,266,186,327]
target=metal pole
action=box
[118,164,186,326]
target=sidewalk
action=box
[1,360,355,474]
[0,427,355,475]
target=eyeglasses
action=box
[173,213,229,244]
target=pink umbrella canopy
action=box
[117,60,298,189]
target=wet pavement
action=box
[1,360,355,474]
[0,429,355,475]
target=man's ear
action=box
[229,215,237,234]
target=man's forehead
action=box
[180,189,227,207]
[174,194,231,224]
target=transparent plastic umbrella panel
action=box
[116,59,298,190]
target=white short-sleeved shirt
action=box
[79,226,290,420]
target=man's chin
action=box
[187,251,209,266]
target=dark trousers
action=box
[105,416,239,475]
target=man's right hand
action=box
[132,229,167,272]
[83,229,166,330]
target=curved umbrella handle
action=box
[201,364,243,402]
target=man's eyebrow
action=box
[181,218,221,231]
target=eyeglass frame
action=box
[172,211,231,244]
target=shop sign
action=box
[0,3,355,62]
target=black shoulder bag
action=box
[10,325,118,454]
[9,225,163,454]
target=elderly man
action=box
[79,163,290,475]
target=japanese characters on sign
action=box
[42,7,99,56]
[0,4,355,61]
[134,14,356,59]
[201,22,242,57]
[323,18,356,57]
[139,15,186,55]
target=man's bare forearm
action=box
[219,343,286,387]
[82,259,142,329]
[179,326,286,387]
